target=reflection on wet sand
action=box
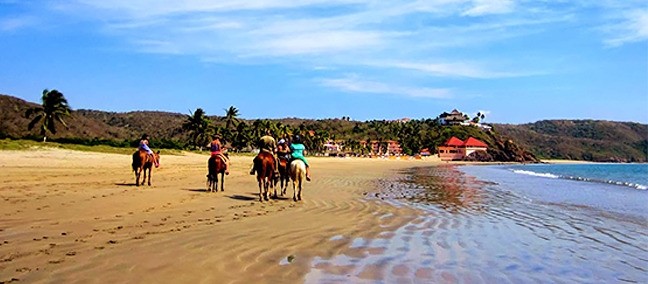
[305,166,648,283]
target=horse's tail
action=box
[132,151,141,172]
[208,156,217,175]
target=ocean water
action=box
[305,164,648,283]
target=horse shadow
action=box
[229,195,256,201]
[243,192,290,201]
[114,183,137,187]
[184,188,211,193]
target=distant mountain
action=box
[1,94,646,162]
[494,120,648,162]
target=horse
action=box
[289,159,306,201]
[253,151,276,202]
[132,150,160,187]
[207,155,226,192]
[275,155,290,196]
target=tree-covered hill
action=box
[2,94,646,162]
[494,120,648,162]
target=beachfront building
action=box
[438,136,465,160]
[463,137,488,156]
[437,136,488,161]
[439,109,468,125]
[359,140,403,156]
[323,140,342,156]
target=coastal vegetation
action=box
[1,94,646,162]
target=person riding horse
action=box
[208,134,229,175]
[250,130,280,178]
[139,134,159,167]
[289,134,311,181]
[277,139,291,161]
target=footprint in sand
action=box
[48,259,65,264]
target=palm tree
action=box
[183,108,211,150]
[224,106,240,131]
[25,89,72,142]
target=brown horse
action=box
[207,155,226,192]
[275,156,290,196]
[253,151,276,202]
[132,150,160,186]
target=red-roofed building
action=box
[437,136,488,161]
[463,137,488,157]
[438,136,465,161]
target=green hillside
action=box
[2,94,645,162]
[495,120,648,162]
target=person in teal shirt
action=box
[290,134,311,181]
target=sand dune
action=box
[0,149,440,283]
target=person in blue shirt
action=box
[290,134,311,181]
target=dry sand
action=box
[0,149,441,283]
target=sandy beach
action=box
[0,149,440,283]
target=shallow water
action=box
[305,165,648,283]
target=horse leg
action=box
[135,169,140,187]
[147,167,152,186]
[272,176,278,199]
[264,179,270,201]
[220,172,225,192]
[298,179,302,201]
[258,178,263,202]
[292,180,297,202]
[281,176,289,196]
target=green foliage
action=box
[25,89,72,141]
[4,94,647,161]
[496,120,648,162]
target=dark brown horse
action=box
[253,151,276,202]
[207,155,226,192]
[275,156,290,196]
[132,150,160,186]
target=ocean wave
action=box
[511,169,647,190]
[512,170,560,179]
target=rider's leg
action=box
[221,154,230,175]
[305,165,311,181]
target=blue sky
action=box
[1,0,646,124]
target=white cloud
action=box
[462,0,515,17]
[27,0,644,80]
[604,9,648,47]
[320,76,452,99]
[368,61,531,79]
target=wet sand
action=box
[315,165,646,283]
[0,149,439,283]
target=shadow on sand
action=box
[114,183,137,187]
[229,195,257,201]
[183,188,212,193]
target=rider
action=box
[277,138,291,161]
[139,134,159,168]
[290,134,311,181]
[208,134,229,175]
[250,129,280,177]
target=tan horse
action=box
[289,159,306,201]
[207,155,227,192]
[253,151,276,202]
[132,150,160,186]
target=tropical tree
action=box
[224,106,240,131]
[182,108,211,150]
[25,89,72,142]
[472,112,485,123]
